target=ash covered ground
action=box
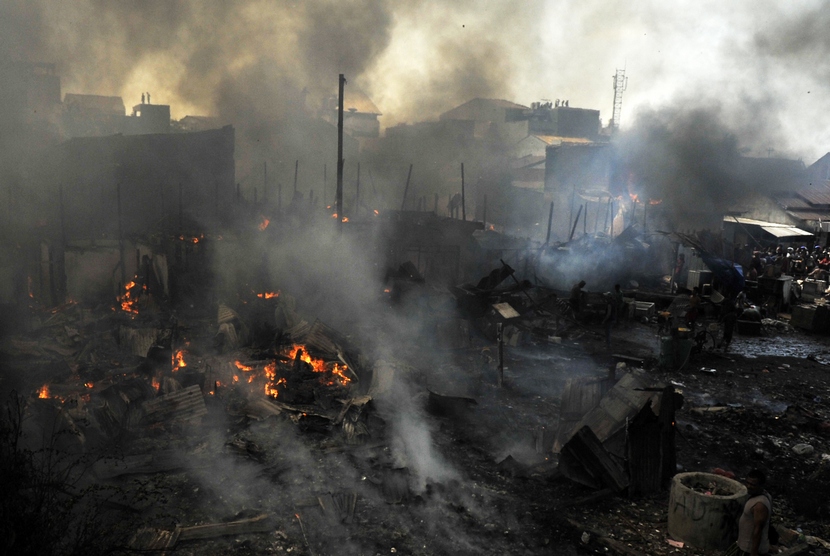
[2,282,830,556]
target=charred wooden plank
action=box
[561,425,629,491]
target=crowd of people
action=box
[747,244,830,281]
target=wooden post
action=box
[483,194,488,228]
[545,201,554,244]
[604,198,611,234]
[400,164,413,211]
[116,181,125,286]
[568,186,575,236]
[610,199,614,236]
[337,74,345,231]
[583,202,587,235]
[569,204,583,241]
[497,322,504,387]
[355,162,360,218]
[460,163,466,221]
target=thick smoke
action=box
[616,102,744,220]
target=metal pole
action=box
[400,164,413,211]
[460,163,466,221]
[337,74,345,230]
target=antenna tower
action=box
[610,68,628,132]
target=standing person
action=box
[569,280,586,318]
[723,469,772,556]
[685,287,701,330]
[719,297,738,351]
[673,253,686,292]
[612,283,624,322]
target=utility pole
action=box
[336,74,345,232]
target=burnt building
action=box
[55,125,236,239]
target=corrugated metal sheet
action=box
[533,135,594,145]
[786,210,830,222]
[777,196,812,209]
[142,384,207,424]
[798,189,830,206]
[760,226,813,238]
[554,372,663,453]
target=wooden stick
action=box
[545,201,554,244]
[460,162,466,221]
[400,164,413,211]
[569,204,583,241]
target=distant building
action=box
[62,93,171,138]
[55,126,236,239]
[808,152,830,186]
[321,87,381,141]
[63,94,126,137]
[439,98,529,144]
[173,115,222,133]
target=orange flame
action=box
[173,349,187,370]
[649,199,663,205]
[341,217,349,223]
[118,280,140,314]
[629,192,639,203]
[256,291,280,299]
[38,384,50,399]
[178,234,200,244]
[286,344,351,385]
[151,376,160,391]
[234,361,255,372]
[258,216,270,231]
[264,361,283,397]
[332,213,338,219]
[373,209,379,216]
[84,382,94,389]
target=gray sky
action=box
[4,0,828,163]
